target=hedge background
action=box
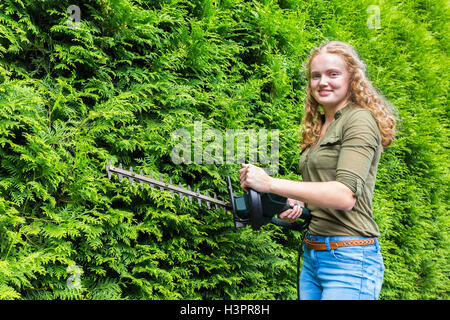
[0,0,448,300]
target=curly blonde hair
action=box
[300,41,396,150]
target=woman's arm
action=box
[269,178,356,211]
[239,164,356,211]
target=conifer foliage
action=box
[0,0,448,299]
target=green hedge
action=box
[0,0,448,300]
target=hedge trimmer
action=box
[106,160,311,232]
[106,160,311,299]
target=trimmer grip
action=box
[247,191,312,232]
[270,203,311,231]
[299,206,311,221]
[285,200,312,221]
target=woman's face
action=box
[309,52,351,110]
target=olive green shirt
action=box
[299,103,382,237]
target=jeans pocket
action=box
[331,246,364,265]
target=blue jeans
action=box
[299,233,384,300]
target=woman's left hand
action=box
[279,198,305,223]
[239,163,273,193]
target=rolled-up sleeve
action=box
[336,110,380,198]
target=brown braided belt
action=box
[304,237,376,251]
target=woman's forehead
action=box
[310,53,347,72]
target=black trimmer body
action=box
[227,176,311,232]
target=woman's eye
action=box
[312,74,320,79]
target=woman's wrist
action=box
[268,177,281,194]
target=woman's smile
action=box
[318,89,333,96]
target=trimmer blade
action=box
[128,166,134,186]
[187,185,193,204]
[118,163,123,182]
[106,160,232,212]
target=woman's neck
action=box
[322,99,350,123]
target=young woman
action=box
[239,41,396,300]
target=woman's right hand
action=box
[279,198,305,223]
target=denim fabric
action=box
[299,233,384,300]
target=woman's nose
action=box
[319,75,329,86]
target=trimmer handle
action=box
[252,190,312,231]
[227,176,311,232]
[283,200,312,221]
[271,206,311,232]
